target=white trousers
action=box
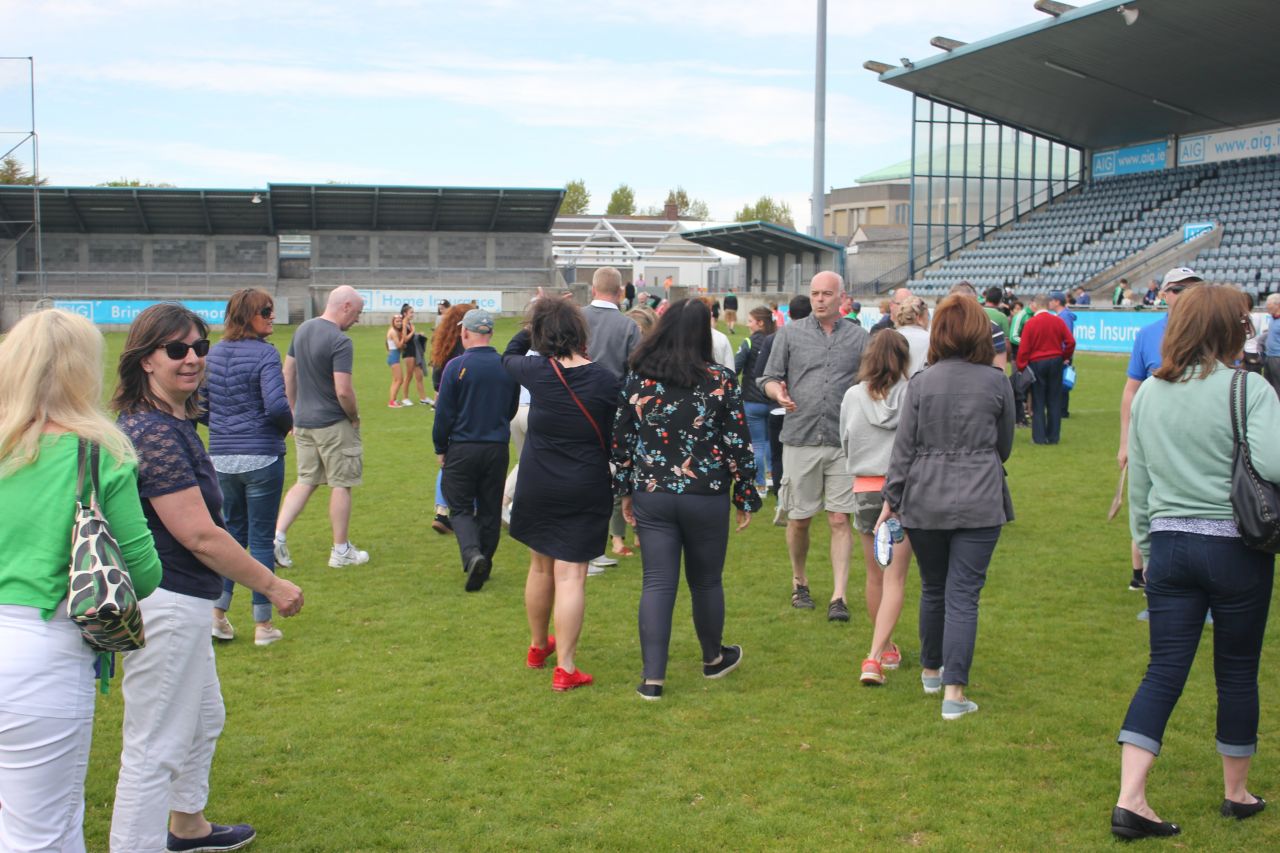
[0,605,96,853]
[110,589,225,853]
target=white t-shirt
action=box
[711,328,735,369]
[897,324,930,376]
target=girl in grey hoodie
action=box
[838,329,914,686]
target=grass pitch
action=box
[79,319,1279,850]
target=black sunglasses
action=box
[259,305,275,319]
[156,339,210,360]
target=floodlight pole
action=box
[811,0,826,240]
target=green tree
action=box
[663,185,710,219]
[605,184,636,216]
[735,195,795,229]
[96,178,177,188]
[0,156,47,185]
[561,179,590,215]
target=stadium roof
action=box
[0,184,564,236]
[877,0,1280,151]
[682,221,846,267]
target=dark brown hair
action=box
[221,288,273,341]
[1153,285,1249,382]
[529,296,589,358]
[112,302,209,419]
[858,328,911,400]
[629,299,712,388]
[748,305,776,335]
[430,302,474,368]
[927,294,995,366]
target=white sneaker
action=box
[212,614,235,640]
[587,563,606,576]
[420,397,435,407]
[329,543,370,568]
[400,398,414,406]
[590,554,618,567]
[274,539,293,568]
[254,625,284,646]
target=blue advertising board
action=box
[1183,221,1215,242]
[1092,140,1168,178]
[1069,311,1165,353]
[54,300,229,325]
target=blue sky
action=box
[2,0,1046,228]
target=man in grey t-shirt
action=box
[274,285,370,568]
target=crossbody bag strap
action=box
[549,358,606,452]
[1232,368,1254,468]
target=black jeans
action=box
[441,442,508,567]
[1119,531,1274,757]
[633,491,731,681]
[1029,356,1064,444]
[907,526,1002,686]
[767,412,785,492]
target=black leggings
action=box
[632,491,731,681]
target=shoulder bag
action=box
[1229,369,1280,553]
[68,440,147,655]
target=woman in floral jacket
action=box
[613,298,762,701]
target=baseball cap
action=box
[1048,290,1067,304]
[1161,267,1202,289]
[850,301,861,313]
[460,308,495,334]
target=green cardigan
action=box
[1129,363,1280,558]
[0,433,162,618]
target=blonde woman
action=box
[893,297,930,376]
[387,314,406,408]
[0,310,163,852]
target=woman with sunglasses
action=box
[205,289,294,647]
[109,303,304,853]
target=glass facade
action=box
[909,95,1084,275]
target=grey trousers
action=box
[907,526,1002,686]
[632,491,731,681]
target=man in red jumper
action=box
[1016,293,1075,445]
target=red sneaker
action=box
[859,658,885,686]
[526,635,557,669]
[881,643,901,670]
[552,666,594,692]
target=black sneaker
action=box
[703,644,743,679]
[1129,572,1145,591]
[827,597,850,622]
[636,683,664,701]
[166,823,256,852]
[432,514,453,535]
[791,584,815,609]
[465,554,491,592]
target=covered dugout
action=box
[681,221,846,294]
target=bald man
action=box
[275,285,371,568]
[760,271,869,620]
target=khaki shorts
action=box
[851,491,883,535]
[724,309,737,325]
[778,444,857,520]
[294,419,363,488]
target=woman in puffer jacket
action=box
[839,329,913,686]
[205,289,293,647]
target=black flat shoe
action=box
[1111,806,1181,840]
[1221,796,1266,819]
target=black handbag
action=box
[1229,369,1280,553]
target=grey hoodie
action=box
[839,378,907,477]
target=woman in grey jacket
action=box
[880,295,1015,720]
[840,329,913,686]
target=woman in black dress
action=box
[503,297,620,692]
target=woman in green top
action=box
[1113,285,1280,839]
[0,309,162,852]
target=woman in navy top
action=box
[109,303,303,853]
[205,289,293,647]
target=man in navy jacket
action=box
[433,308,519,591]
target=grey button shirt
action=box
[760,314,869,447]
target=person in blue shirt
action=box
[1265,293,1280,398]
[1050,292,1077,417]
[1074,286,1092,306]
[1117,267,1201,594]
[433,308,520,591]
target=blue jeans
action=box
[743,401,772,487]
[1119,531,1275,757]
[214,457,285,623]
